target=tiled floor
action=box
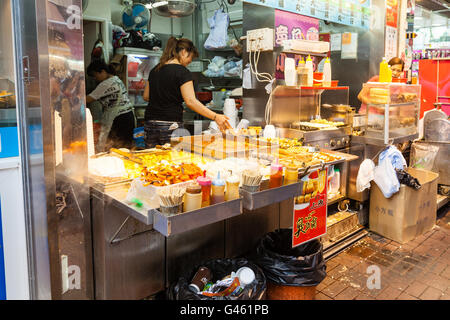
[316,205,450,300]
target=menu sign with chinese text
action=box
[274,10,320,79]
[243,0,371,30]
[292,169,328,248]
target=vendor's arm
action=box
[181,81,232,132]
[143,81,150,102]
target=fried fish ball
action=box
[305,194,311,203]
[313,180,319,192]
[297,195,305,204]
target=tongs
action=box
[110,148,143,165]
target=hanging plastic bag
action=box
[356,159,376,192]
[409,143,439,171]
[379,145,407,170]
[373,157,400,198]
[204,9,230,50]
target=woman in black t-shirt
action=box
[143,37,231,148]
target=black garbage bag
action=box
[395,169,421,190]
[168,258,266,300]
[251,229,326,287]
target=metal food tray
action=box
[240,182,303,211]
[151,198,242,237]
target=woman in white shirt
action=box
[86,61,136,152]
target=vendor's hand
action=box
[214,114,232,133]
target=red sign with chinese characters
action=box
[292,169,328,248]
[386,0,398,28]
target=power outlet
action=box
[246,28,274,52]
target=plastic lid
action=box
[226,174,240,184]
[187,183,202,194]
[335,168,340,173]
[212,172,225,186]
[197,171,212,186]
[271,158,283,170]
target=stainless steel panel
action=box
[225,204,280,258]
[279,199,294,229]
[240,183,302,211]
[166,222,225,286]
[152,199,242,237]
[413,140,450,186]
[91,189,165,300]
[12,0,52,300]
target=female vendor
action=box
[86,61,136,151]
[357,57,405,113]
[143,37,231,148]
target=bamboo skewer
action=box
[157,186,186,208]
[242,169,263,187]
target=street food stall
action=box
[87,136,357,299]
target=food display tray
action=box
[239,182,303,211]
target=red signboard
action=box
[292,169,328,248]
[386,0,398,28]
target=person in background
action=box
[86,60,136,152]
[357,57,405,113]
[143,37,231,148]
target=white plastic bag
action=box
[204,9,230,50]
[356,159,375,192]
[373,158,400,198]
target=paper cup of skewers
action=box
[157,186,186,215]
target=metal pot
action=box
[152,0,196,18]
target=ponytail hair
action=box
[87,60,116,77]
[156,37,199,70]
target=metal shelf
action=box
[115,47,163,57]
[281,50,328,57]
[151,198,242,237]
[240,182,303,211]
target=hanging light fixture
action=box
[145,0,196,18]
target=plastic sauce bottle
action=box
[305,55,314,87]
[184,183,202,212]
[197,171,212,208]
[225,172,240,201]
[379,57,389,82]
[211,172,226,205]
[269,159,283,189]
[284,166,299,185]
[297,58,308,86]
[323,57,332,87]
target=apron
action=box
[144,120,186,148]
[97,84,135,152]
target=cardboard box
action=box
[369,167,439,244]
